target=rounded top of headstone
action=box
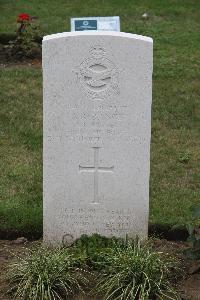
[43,31,153,44]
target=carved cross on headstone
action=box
[79,147,114,204]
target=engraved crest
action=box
[76,45,119,99]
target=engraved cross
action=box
[79,147,114,204]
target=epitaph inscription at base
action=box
[43,32,153,245]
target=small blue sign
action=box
[71,17,120,32]
[75,20,97,31]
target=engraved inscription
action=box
[57,103,130,144]
[79,147,114,204]
[61,207,140,235]
[62,234,74,246]
[76,45,119,99]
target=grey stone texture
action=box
[43,31,153,245]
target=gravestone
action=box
[43,31,153,245]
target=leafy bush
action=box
[72,233,118,269]
[185,206,200,260]
[93,239,179,300]
[8,246,87,300]
[15,23,41,57]
[5,13,42,59]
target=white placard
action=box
[71,16,120,32]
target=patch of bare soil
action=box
[0,43,41,69]
[0,58,41,69]
[153,239,200,299]
[0,239,200,300]
[180,274,200,300]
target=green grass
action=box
[0,0,200,232]
[0,0,200,37]
[0,67,42,232]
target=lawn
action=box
[0,66,42,233]
[0,0,199,233]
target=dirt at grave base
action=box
[0,239,101,300]
[180,274,200,300]
[0,239,200,300]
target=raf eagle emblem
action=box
[75,45,119,100]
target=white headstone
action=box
[43,31,153,245]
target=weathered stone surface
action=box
[43,31,153,245]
